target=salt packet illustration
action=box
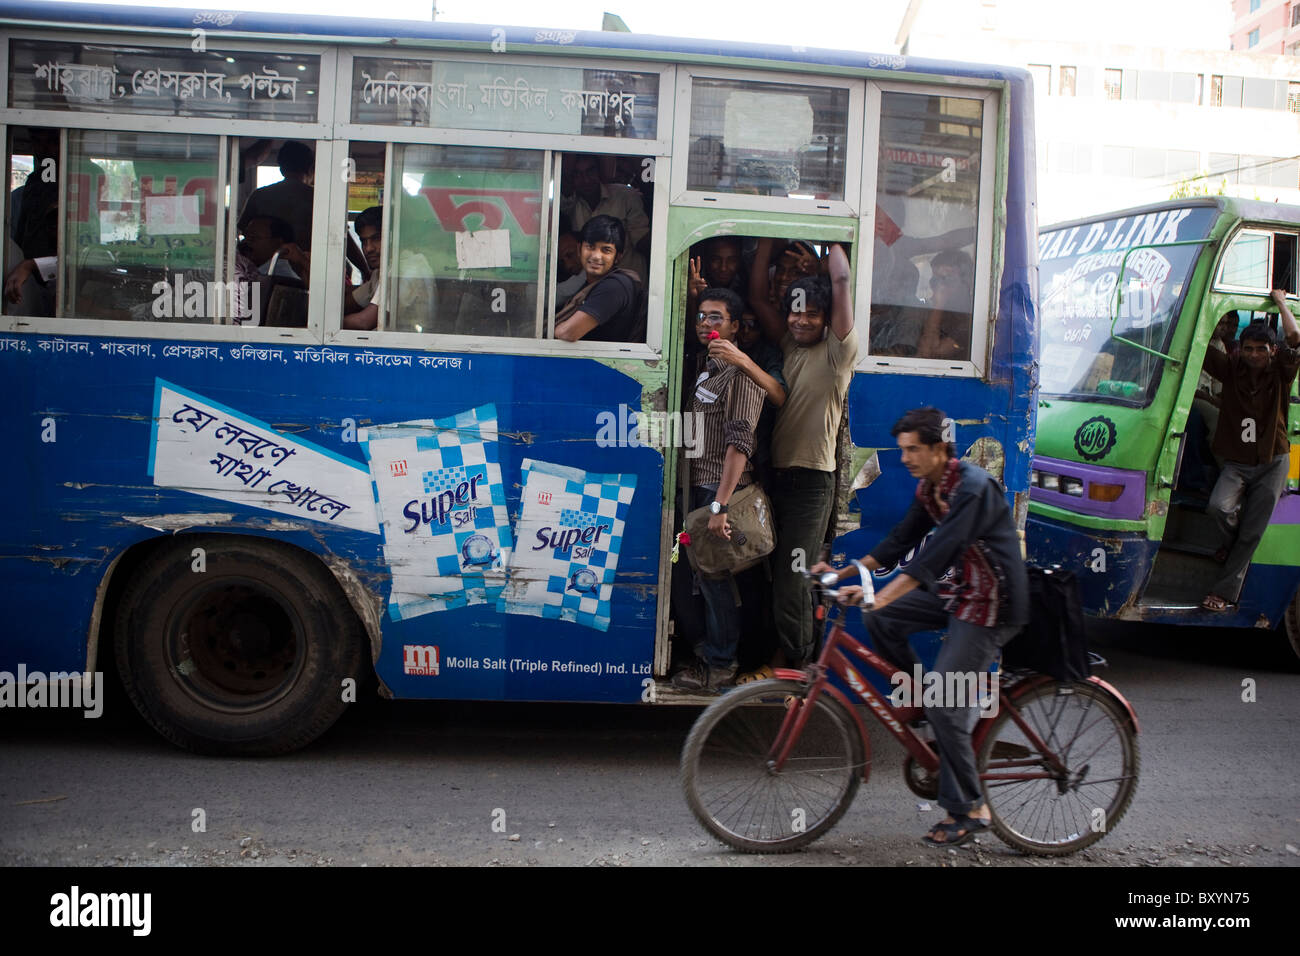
[359,404,512,620]
[498,458,636,632]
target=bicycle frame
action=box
[767,602,1141,786]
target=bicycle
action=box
[680,564,1140,855]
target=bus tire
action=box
[113,535,363,756]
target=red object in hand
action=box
[678,532,692,546]
[708,331,720,340]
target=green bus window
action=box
[686,77,849,201]
[1218,230,1271,290]
[64,130,220,322]
[868,92,981,362]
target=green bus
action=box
[1026,197,1300,661]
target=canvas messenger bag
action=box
[683,482,776,577]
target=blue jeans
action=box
[863,589,1017,817]
[691,485,741,670]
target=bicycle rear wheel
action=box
[978,680,1138,855]
[681,679,864,853]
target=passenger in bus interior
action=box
[1200,291,1300,612]
[4,127,59,316]
[560,153,650,281]
[237,141,315,250]
[343,206,435,332]
[553,215,645,343]
[671,286,768,694]
[240,215,304,281]
[737,238,858,673]
[685,236,747,321]
[915,248,974,360]
[555,227,586,303]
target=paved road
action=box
[2,621,1297,867]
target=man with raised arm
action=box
[1200,290,1300,612]
[728,238,857,671]
[816,406,1028,847]
[671,287,768,693]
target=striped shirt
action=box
[690,354,767,488]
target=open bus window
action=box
[867,92,981,362]
[64,129,220,322]
[1215,228,1299,295]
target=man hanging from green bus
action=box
[1201,289,1300,612]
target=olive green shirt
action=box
[770,326,859,472]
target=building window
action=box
[1104,68,1123,101]
[1293,4,1300,26]
[1248,28,1259,48]
[1059,66,1077,97]
[1289,82,1300,113]
[1250,0,1260,11]
[1028,63,1051,96]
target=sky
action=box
[43,0,1236,56]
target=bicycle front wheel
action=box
[979,680,1138,855]
[681,679,865,853]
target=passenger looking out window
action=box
[554,215,645,343]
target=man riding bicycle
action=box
[815,407,1028,847]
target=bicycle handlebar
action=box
[810,558,875,610]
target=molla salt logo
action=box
[534,508,611,562]
[1074,416,1117,462]
[402,464,487,532]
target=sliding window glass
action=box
[64,130,220,322]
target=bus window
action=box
[64,130,220,322]
[1214,227,1300,297]
[868,92,981,363]
[389,144,541,337]
[686,75,850,202]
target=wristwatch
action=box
[709,501,728,515]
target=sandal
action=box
[922,814,990,847]
[735,664,774,685]
[1200,594,1234,612]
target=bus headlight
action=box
[1040,473,1060,491]
[1060,477,1084,497]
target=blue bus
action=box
[0,1,1038,752]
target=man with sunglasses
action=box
[1200,289,1300,612]
[672,287,769,693]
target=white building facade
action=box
[895,0,1300,225]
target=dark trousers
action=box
[769,467,836,664]
[1209,453,1290,602]
[863,589,1017,817]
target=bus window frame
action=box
[856,79,1001,380]
[2,29,338,345]
[668,65,865,218]
[1213,225,1300,296]
[326,48,674,358]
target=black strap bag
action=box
[1001,565,1090,682]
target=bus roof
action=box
[0,0,1031,85]
[1043,195,1300,234]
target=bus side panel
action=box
[1023,514,1156,616]
[0,335,662,703]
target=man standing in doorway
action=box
[1201,290,1300,611]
